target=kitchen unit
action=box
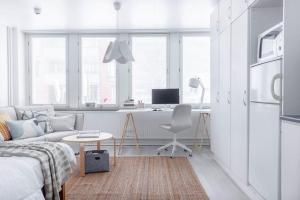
[210,0,286,199]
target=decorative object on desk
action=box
[122,99,137,109]
[137,100,145,108]
[85,102,96,108]
[189,77,205,108]
[102,1,134,64]
[77,130,100,138]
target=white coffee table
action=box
[63,132,116,177]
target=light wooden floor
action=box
[84,145,250,200]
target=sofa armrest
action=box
[55,112,85,131]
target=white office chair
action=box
[157,104,193,158]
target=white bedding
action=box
[0,143,76,200]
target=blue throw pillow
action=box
[6,119,44,140]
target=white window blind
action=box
[81,37,117,105]
[131,35,167,104]
[30,36,67,105]
[182,35,210,104]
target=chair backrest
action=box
[170,104,192,133]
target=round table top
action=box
[63,132,114,143]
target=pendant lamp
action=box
[103,1,135,64]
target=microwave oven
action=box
[257,22,283,62]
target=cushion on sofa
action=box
[15,106,55,133]
[0,107,17,120]
[14,105,55,119]
[49,115,76,132]
[45,131,76,142]
[0,114,12,141]
[0,134,4,143]
[6,119,44,140]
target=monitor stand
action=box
[152,108,162,111]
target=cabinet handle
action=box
[243,90,247,106]
[216,92,220,103]
[227,91,231,104]
[227,6,232,19]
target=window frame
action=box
[27,34,69,107]
[78,34,119,108]
[129,33,170,106]
[179,33,211,107]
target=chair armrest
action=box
[55,112,85,131]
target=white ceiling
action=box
[0,0,218,30]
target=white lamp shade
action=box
[189,78,200,88]
[103,40,135,64]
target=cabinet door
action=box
[211,6,219,39]
[247,0,256,6]
[230,11,248,184]
[215,28,231,168]
[210,33,220,154]
[231,0,248,21]
[219,0,232,33]
[282,121,300,200]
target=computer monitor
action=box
[152,89,179,104]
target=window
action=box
[182,35,210,104]
[131,36,167,104]
[81,37,117,105]
[30,36,67,105]
[0,27,8,106]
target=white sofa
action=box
[0,105,84,143]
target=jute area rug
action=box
[66,156,209,200]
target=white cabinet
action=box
[230,11,248,184]
[281,120,300,200]
[215,28,231,168]
[211,6,219,38]
[231,0,248,21]
[210,7,220,154]
[219,0,232,33]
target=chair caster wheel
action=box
[170,156,174,159]
[157,152,160,155]
[189,153,193,157]
[164,148,168,151]
[184,149,187,152]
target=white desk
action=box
[117,108,210,154]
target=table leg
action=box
[113,137,116,166]
[79,143,85,177]
[130,113,140,150]
[118,114,129,154]
[97,141,101,150]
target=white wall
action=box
[60,110,210,143]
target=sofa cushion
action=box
[0,107,17,120]
[49,115,76,132]
[0,114,12,141]
[6,119,44,140]
[14,105,55,120]
[45,131,77,142]
[15,106,55,133]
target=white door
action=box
[210,7,220,154]
[230,11,248,184]
[249,103,280,200]
[211,6,219,39]
[281,121,300,200]
[215,28,231,168]
[231,0,248,21]
[219,0,232,33]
